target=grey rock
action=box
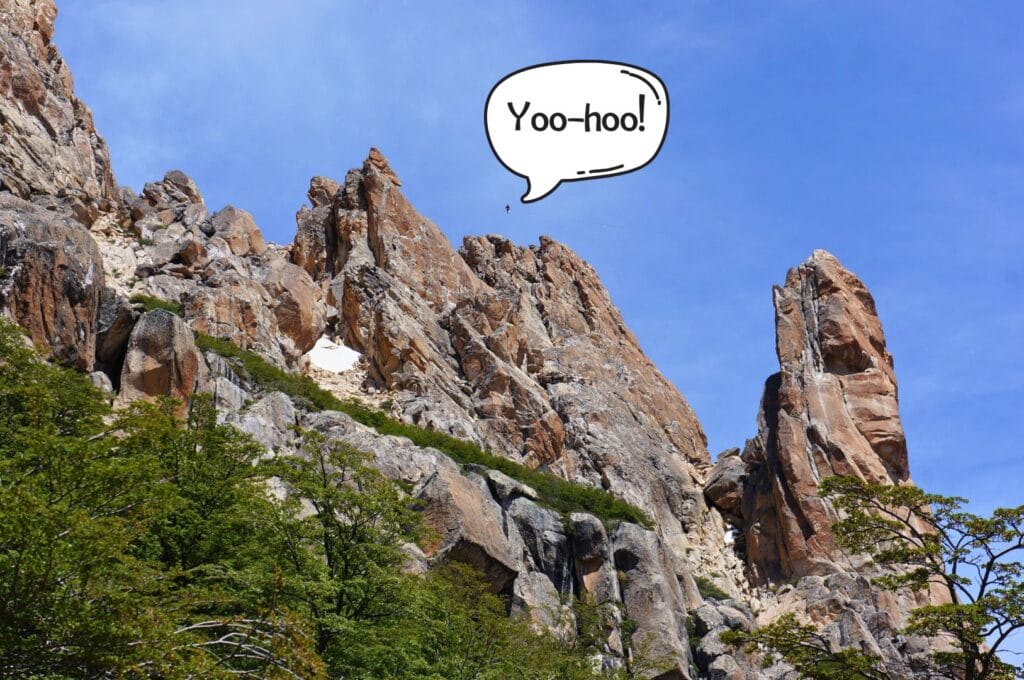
[511,571,570,636]
[707,654,745,680]
[717,604,753,632]
[507,498,572,592]
[233,392,297,452]
[89,371,113,393]
[474,466,539,502]
[694,626,730,672]
[703,448,745,520]
[417,467,519,592]
[611,522,692,676]
[692,604,724,637]
[303,410,462,487]
[570,513,620,603]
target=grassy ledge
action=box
[195,333,653,528]
[129,294,184,316]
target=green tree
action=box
[259,430,606,679]
[0,321,172,676]
[397,563,598,680]
[724,475,1024,680]
[0,318,654,678]
[0,320,320,677]
[259,429,424,674]
[118,395,323,678]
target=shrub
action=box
[694,575,729,601]
[196,333,653,528]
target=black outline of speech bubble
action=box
[484,60,670,204]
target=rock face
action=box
[256,258,325,357]
[0,192,103,370]
[0,0,117,220]
[0,0,111,371]
[712,250,909,583]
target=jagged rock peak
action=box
[776,248,898,393]
[365,146,401,185]
[288,153,713,582]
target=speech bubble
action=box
[485,60,669,203]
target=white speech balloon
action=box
[485,61,669,203]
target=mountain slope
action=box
[0,1,949,677]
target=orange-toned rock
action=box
[293,150,711,581]
[178,238,207,267]
[211,206,267,257]
[0,193,104,370]
[182,273,287,366]
[723,251,911,583]
[256,258,325,358]
[292,176,341,281]
[417,468,519,592]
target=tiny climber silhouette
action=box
[505,204,510,214]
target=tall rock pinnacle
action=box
[707,250,911,583]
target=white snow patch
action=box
[724,529,736,546]
[307,336,361,373]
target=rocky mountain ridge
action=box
[0,1,947,677]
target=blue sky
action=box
[55,2,1022,512]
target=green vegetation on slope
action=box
[195,332,653,527]
[0,318,624,678]
[129,293,184,316]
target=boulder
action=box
[233,391,297,452]
[471,466,539,502]
[417,467,519,593]
[703,448,745,520]
[256,258,325,358]
[211,206,267,257]
[569,512,620,603]
[130,170,204,223]
[182,273,288,366]
[507,498,572,592]
[510,572,571,637]
[117,309,200,411]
